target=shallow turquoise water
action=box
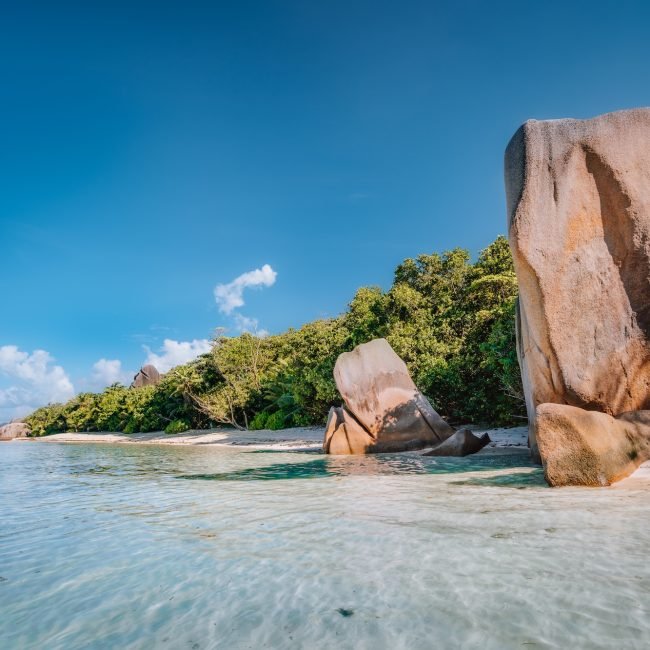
[1,442,649,649]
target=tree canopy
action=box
[25,236,524,436]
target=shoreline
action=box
[14,425,531,452]
[27,426,325,449]
[7,424,650,484]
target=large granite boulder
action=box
[536,404,650,486]
[505,108,650,485]
[131,364,161,388]
[323,338,489,455]
[0,422,31,440]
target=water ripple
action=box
[1,442,649,649]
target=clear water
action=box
[1,442,649,649]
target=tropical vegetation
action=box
[25,236,524,436]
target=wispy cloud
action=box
[0,346,75,422]
[213,264,277,336]
[232,314,269,337]
[143,338,212,373]
[214,264,277,315]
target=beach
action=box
[16,425,650,486]
[22,424,528,448]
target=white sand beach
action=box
[28,424,529,451]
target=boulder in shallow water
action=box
[0,422,31,439]
[505,108,650,484]
[324,339,476,455]
[131,364,161,388]
[323,406,375,455]
[422,429,491,457]
[334,338,455,441]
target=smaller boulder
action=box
[333,338,454,441]
[324,339,475,455]
[0,422,31,440]
[131,364,161,388]
[422,429,491,457]
[323,407,375,454]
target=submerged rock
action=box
[324,338,482,455]
[422,429,491,457]
[0,422,31,439]
[131,364,161,388]
[505,108,650,485]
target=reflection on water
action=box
[452,470,547,489]
[177,451,538,482]
[1,441,649,650]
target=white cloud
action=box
[143,338,212,373]
[0,346,75,422]
[214,264,277,314]
[233,314,269,337]
[91,358,130,388]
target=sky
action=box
[2,0,650,420]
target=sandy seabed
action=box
[3,423,650,648]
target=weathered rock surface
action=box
[422,429,491,457]
[131,364,161,388]
[323,406,374,454]
[0,422,31,439]
[324,338,482,455]
[506,108,650,484]
[536,404,650,486]
[334,338,455,441]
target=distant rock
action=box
[506,108,650,485]
[131,364,161,388]
[0,422,31,440]
[323,338,487,455]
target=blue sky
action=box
[2,0,650,419]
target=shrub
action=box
[249,411,269,430]
[165,419,190,434]
[265,411,287,430]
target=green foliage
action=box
[265,411,287,430]
[26,403,68,437]
[248,411,268,430]
[24,235,525,435]
[164,419,190,434]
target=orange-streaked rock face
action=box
[506,108,650,484]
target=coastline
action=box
[18,426,650,482]
[26,426,325,449]
[18,424,530,452]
